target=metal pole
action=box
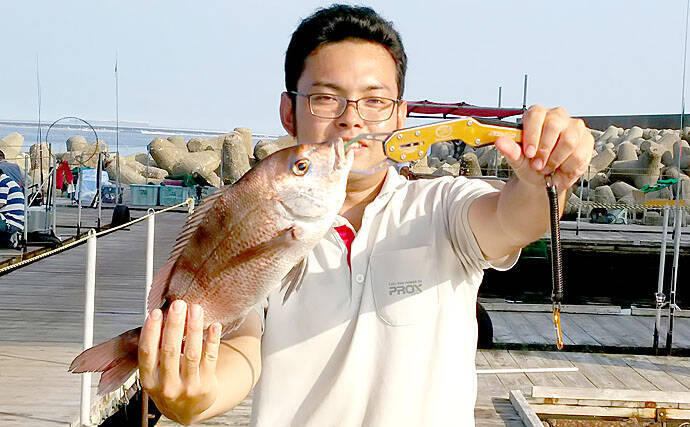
[97,153,102,230]
[145,209,155,314]
[80,229,97,426]
[498,86,502,108]
[141,210,155,427]
[522,74,528,111]
[667,0,690,354]
[146,146,150,184]
[141,209,156,427]
[36,55,43,192]
[115,54,121,205]
[52,154,57,235]
[653,206,669,354]
[576,167,587,236]
[666,194,683,355]
[23,156,29,246]
[77,156,83,235]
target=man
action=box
[0,150,25,189]
[138,5,593,426]
[0,167,25,249]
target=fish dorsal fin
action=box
[280,258,308,304]
[169,189,225,261]
[147,188,225,310]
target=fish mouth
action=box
[331,138,353,171]
[279,191,329,220]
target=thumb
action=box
[494,136,526,172]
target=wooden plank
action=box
[528,350,594,389]
[484,303,621,314]
[637,355,690,392]
[531,385,690,404]
[620,354,690,392]
[562,352,627,389]
[594,353,658,391]
[482,350,533,397]
[509,350,564,388]
[632,306,690,318]
[508,390,543,427]
[484,311,515,344]
[474,398,524,427]
[533,404,656,418]
[530,312,577,346]
[475,351,507,398]
[557,313,603,347]
[487,312,539,345]
[568,313,643,348]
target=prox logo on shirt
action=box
[387,280,423,296]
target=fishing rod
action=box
[347,116,566,350]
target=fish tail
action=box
[69,327,141,395]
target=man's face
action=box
[281,39,406,173]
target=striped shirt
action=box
[0,173,24,230]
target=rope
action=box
[567,200,689,210]
[0,198,194,275]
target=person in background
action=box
[56,160,74,197]
[0,150,25,189]
[0,167,25,249]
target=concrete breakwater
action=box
[0,129,296,188]
[2,122,689,226]
[412,124,690,225]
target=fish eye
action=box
[292,158,310,176]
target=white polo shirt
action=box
[250,168,519,427]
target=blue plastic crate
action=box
[101,184,124,204]
[159,185,194,206]
[199,186,219,200]
[130,185,159,206]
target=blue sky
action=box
[1,1,687,133]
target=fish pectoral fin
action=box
[281,257,308,304]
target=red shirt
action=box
[334,225,355,269]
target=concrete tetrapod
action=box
[608,142,663,188]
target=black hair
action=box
[285,4,407,99]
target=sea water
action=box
[0,121,273,158]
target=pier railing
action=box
[1,197,196,426]
[78,198,194,426]
[75,198,194,426]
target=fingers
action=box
[200,322,222,378]
[521,105,548,160]
[159,299,187,392]
[494,136,522,164]
[552,138,594,188]
[139,308,163,390]
[525,106,570,171]
[518,105,593,187]
[182,304,204,387]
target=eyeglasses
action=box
[289,91,399,122]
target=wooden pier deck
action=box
[1,206,689,426]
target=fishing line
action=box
[343,133,396,175]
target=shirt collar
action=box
[378,166,407,197]
[332,167,407,229]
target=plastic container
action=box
[130,185,160,206]
[199,186,218,200]
[159,185,194,207]
[101,184,124,204]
